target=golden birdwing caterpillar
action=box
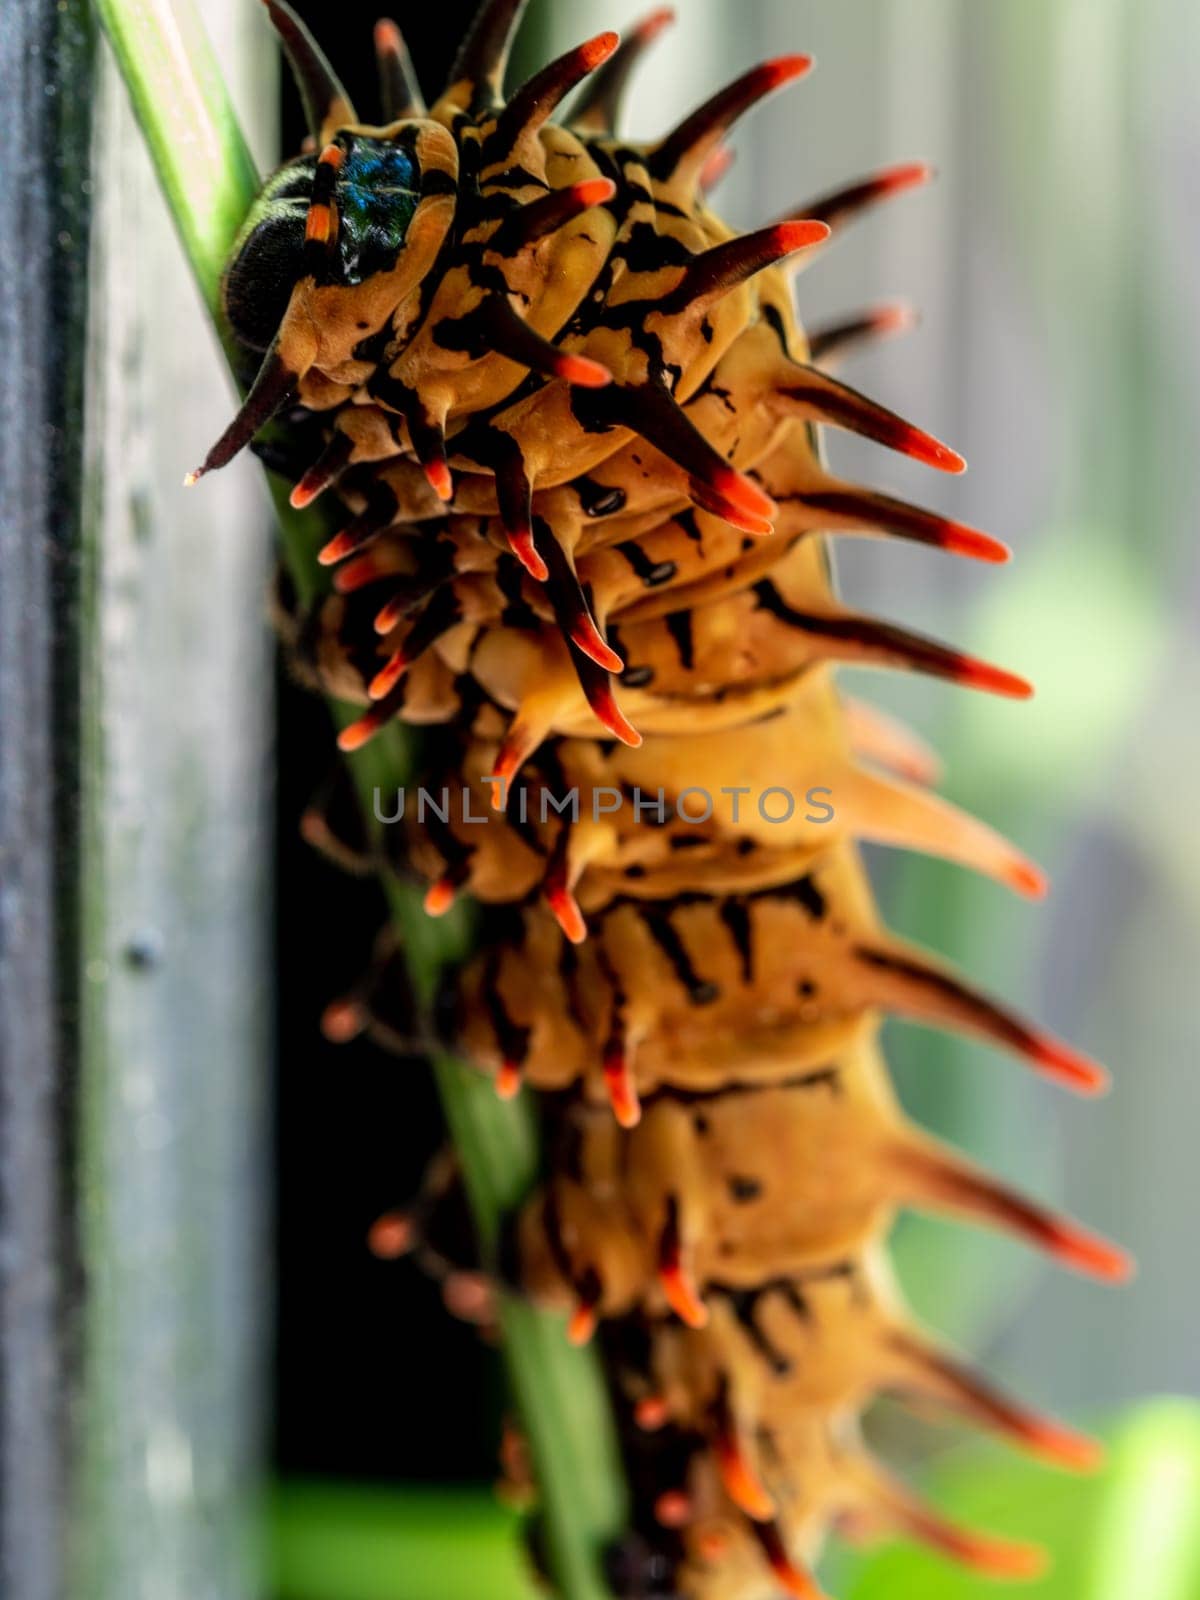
[197,4,1128,1593]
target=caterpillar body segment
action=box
[615,1248,1100,1477]
[208,3,1124,1595]
[509,1029,1124,1325]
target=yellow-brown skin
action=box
[512,1023,1117,1319]
[211,6,1125,1595]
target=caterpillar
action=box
[193,2,1130,1594]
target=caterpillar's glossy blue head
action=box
[222,131,428,353]
[332,136,422,285]
[202,106,457,486]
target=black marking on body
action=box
[723,1285,792,1376]
[751,873,827,922]
[663,609,694,670]
[422,799,476,884]
[675,508,703,544]
[638,905,718,1005]
[617,539,677,587]
[543,1185,601,1310]
[642,1065,842,1110]
[494,551,541,630]
[575,476,627,517]
[718,897,754,983]
[760,299,794,357]
[501,777,548,858]
[621,665,655,689]
[482,947,531,1068]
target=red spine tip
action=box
[488,750,524,811]
[318,529,359,566]
[955,656,1034,699]
[367,1211,413,1259]
[337,714,381,753]
[334,555,382,594]
[767,1557,826,1600]
[1052,1226,1134,1284]
[637,7,676,43]
[557,353,613,388]
[547,888,588,946]
[182,468,203,488]
[423,459,453,501]
[1026,1420,1105,1474]
[603,1051,642,1127]
[774,219,832,254]
[697,485,774,535]
[714,1437,774,1520]
[736,511,775,536]
[875,301,919,335]
[320,998,364,1043]
[373,18,401,52]
[881,159,937,194]
[506,527,549,583]
[634,1395,670,1431]
[571,618,624,673]
[368,652,408,701]
[589,687,642,746]
[711,466,778,525]
[659,1262,709,1329]
[566,1301,598,1345]
[573,177,618,207]
[903,428,967,474]
[957,1538,1047,1580]
[1006,858,1048,900]
[442,1271,494,1324]
[1031,1040,1110,1097]
[654,1491,692,1529]
[940,522,1011,563]
[424,878,457,918]
[374,597,407,635]
[698,144,736,190]
[290,467,333,508]
[582,31,620,68]
[763,53,815,89]
[697,1530,730,1563]
[494,1060,522,1100]
[901,1501,1047,1579]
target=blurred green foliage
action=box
[271,1484,532,1600]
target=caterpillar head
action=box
[222,125,457,363]
[191,1,457,484]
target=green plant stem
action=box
[92,3,627,1595]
